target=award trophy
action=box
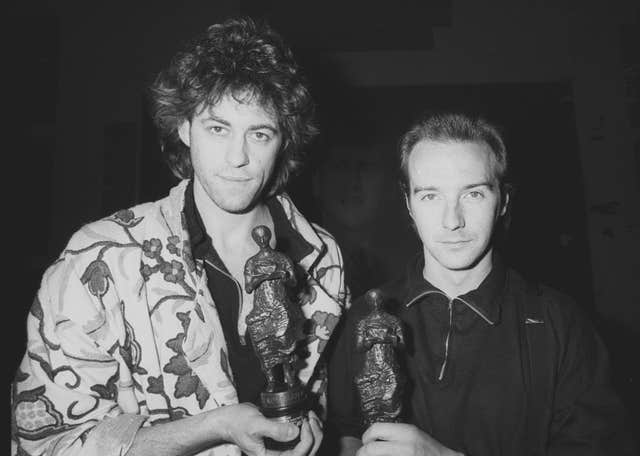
[244,225,307,449]
[354,289,405,428]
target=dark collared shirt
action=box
[327,254,634,455]
[184,181,312,404]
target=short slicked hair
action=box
[398,112,509,195]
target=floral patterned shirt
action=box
[11,180,348,456]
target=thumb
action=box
[362,422,407,444]
[259,420,300,443]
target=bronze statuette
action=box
[245,225,306,449]
[354,288,405,427]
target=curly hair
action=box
[149,17,317,196]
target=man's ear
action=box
[500,189,510,216]
[178,120,191,147]
[404,193,413,218]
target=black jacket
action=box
[328,254,635,455]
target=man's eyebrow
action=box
[202,114,230,126]
[412,185,438,194]
[463,181,495,190]
[201,115,279,132]
[412,182,495,194]
[248,123,279,133]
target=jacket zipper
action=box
[406,290,453,382]
[438,298,454,381]
[406,290,495,381]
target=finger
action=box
[307,410,323,431]
[307,413,324,455]
[361,422,412,445]
[356,440,399,456]
[256,418,300,444]
[286,419,313,456]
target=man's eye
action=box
[252,131,271,142]
[420,193,438,201]
[466,191,484,199]
[208,125,226,134]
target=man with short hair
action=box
[12,18,347,456]
[328,113,634,455]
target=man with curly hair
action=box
[12,18,347,456]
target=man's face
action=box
[179,94,282,214]
[406,140,506,273]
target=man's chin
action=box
[435,247,493,272]
[434,251,480,272]
[441,261,476,272]
[213,196,260,215]
[220,203,256,215]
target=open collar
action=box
[183,179,315,270]
[404,253,505,326]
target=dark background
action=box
[9,0,639,441]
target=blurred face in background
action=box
[315,144,389,230]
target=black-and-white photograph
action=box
[9,1,639,455]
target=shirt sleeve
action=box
[546,294,637,455]
[11,253,148,456]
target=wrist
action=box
[208,405,235,444]
[126,409,231,456]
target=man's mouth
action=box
[440,240,472,246]
[219,175,252,182]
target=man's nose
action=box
[442,200,465,230]
[225,136,249,167]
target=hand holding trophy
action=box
[244,225,307,450]
[354,289,405,428]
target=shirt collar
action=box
[183,180,313,265]
[183,179,214,265]
[265,195,315,262]
[404,253,506,325]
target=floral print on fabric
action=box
[11,180,347,456]
[13,385,74,440]
[80,260,113,298]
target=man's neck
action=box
[193,182,273,253]
[423,250,493,299]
